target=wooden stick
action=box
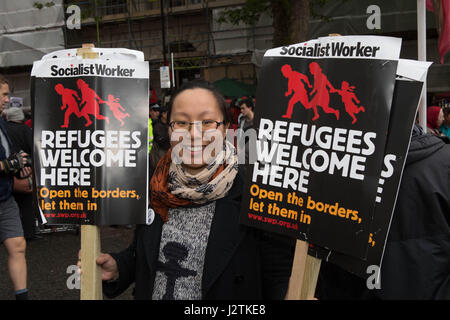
[301,253,322,300]
[77,43,98,59]
[286,240,322,300]
[286,240,308,299]
[78,44,102,300]
[80,225,102,300]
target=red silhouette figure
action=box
[103,94,130,126]
[281,64,313,119]
[77,79,109,127]
[308,62,339,121]
[55,83,81,128]
[336,81,365,124]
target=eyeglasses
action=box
[169,120,224,131]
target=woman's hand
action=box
[77,250,119,281]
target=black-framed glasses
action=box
[169,120,224,131]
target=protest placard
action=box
[31,45,149,300]
[240,36,402,260]
[308,59,432,277]
[31,48,149,226]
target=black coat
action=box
[376,131,450,299]
[316,129,450,299]
[103,169,295,300]
[152,119,170,151]
[3,121,32,154]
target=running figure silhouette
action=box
[308,62,340,121]
[336,81,365,124]
[103,94,130,126]
[55,83,81,128]
[77,79,110,127]
[280,64,313,119]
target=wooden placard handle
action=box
[286,240,321,300]
[78,43,102,300]
[80,225,102,300]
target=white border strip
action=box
[265,36,402,60]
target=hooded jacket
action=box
[316,126,450,300]
[375,127,450,299]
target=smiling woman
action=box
[166,82,231,174]
[95,80,295,300]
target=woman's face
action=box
[240,103,251,118]
[169,88,227,174]
[437,109,444,127]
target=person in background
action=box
[3,107,36,241]
[148,116,153,154]
[227,98,239,131]
[3,108,32,155]
[238,97,255,133]
[149,103,161,122]
[148,103,162,157]
[426,106,444,136]
[149,105,170,179]
[24,112,32,129]
[237,97,255,164]
[79,80,295,300]
[439,107,450,139]
[152,105,170,152]
[316,124,450,299]
[0,75,30,300]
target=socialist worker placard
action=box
[240,36,401,260]
[308,59,431,277]
[31,57,149,225]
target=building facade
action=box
[0,0,448,109]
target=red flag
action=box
[150,88,157,104]
[439,0,450,63]
[427,0,450,63]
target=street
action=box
[0,226,135,300]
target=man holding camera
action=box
[0,75,30,300]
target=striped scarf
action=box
[150,140,238,222]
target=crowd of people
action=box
[1,73,449,300]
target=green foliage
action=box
[216,0,271,26]
[33,1,55,10]
[217,0,345,26]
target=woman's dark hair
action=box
[0,75,9,86]
[167,80,231,125]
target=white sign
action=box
[160,66,171,89]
